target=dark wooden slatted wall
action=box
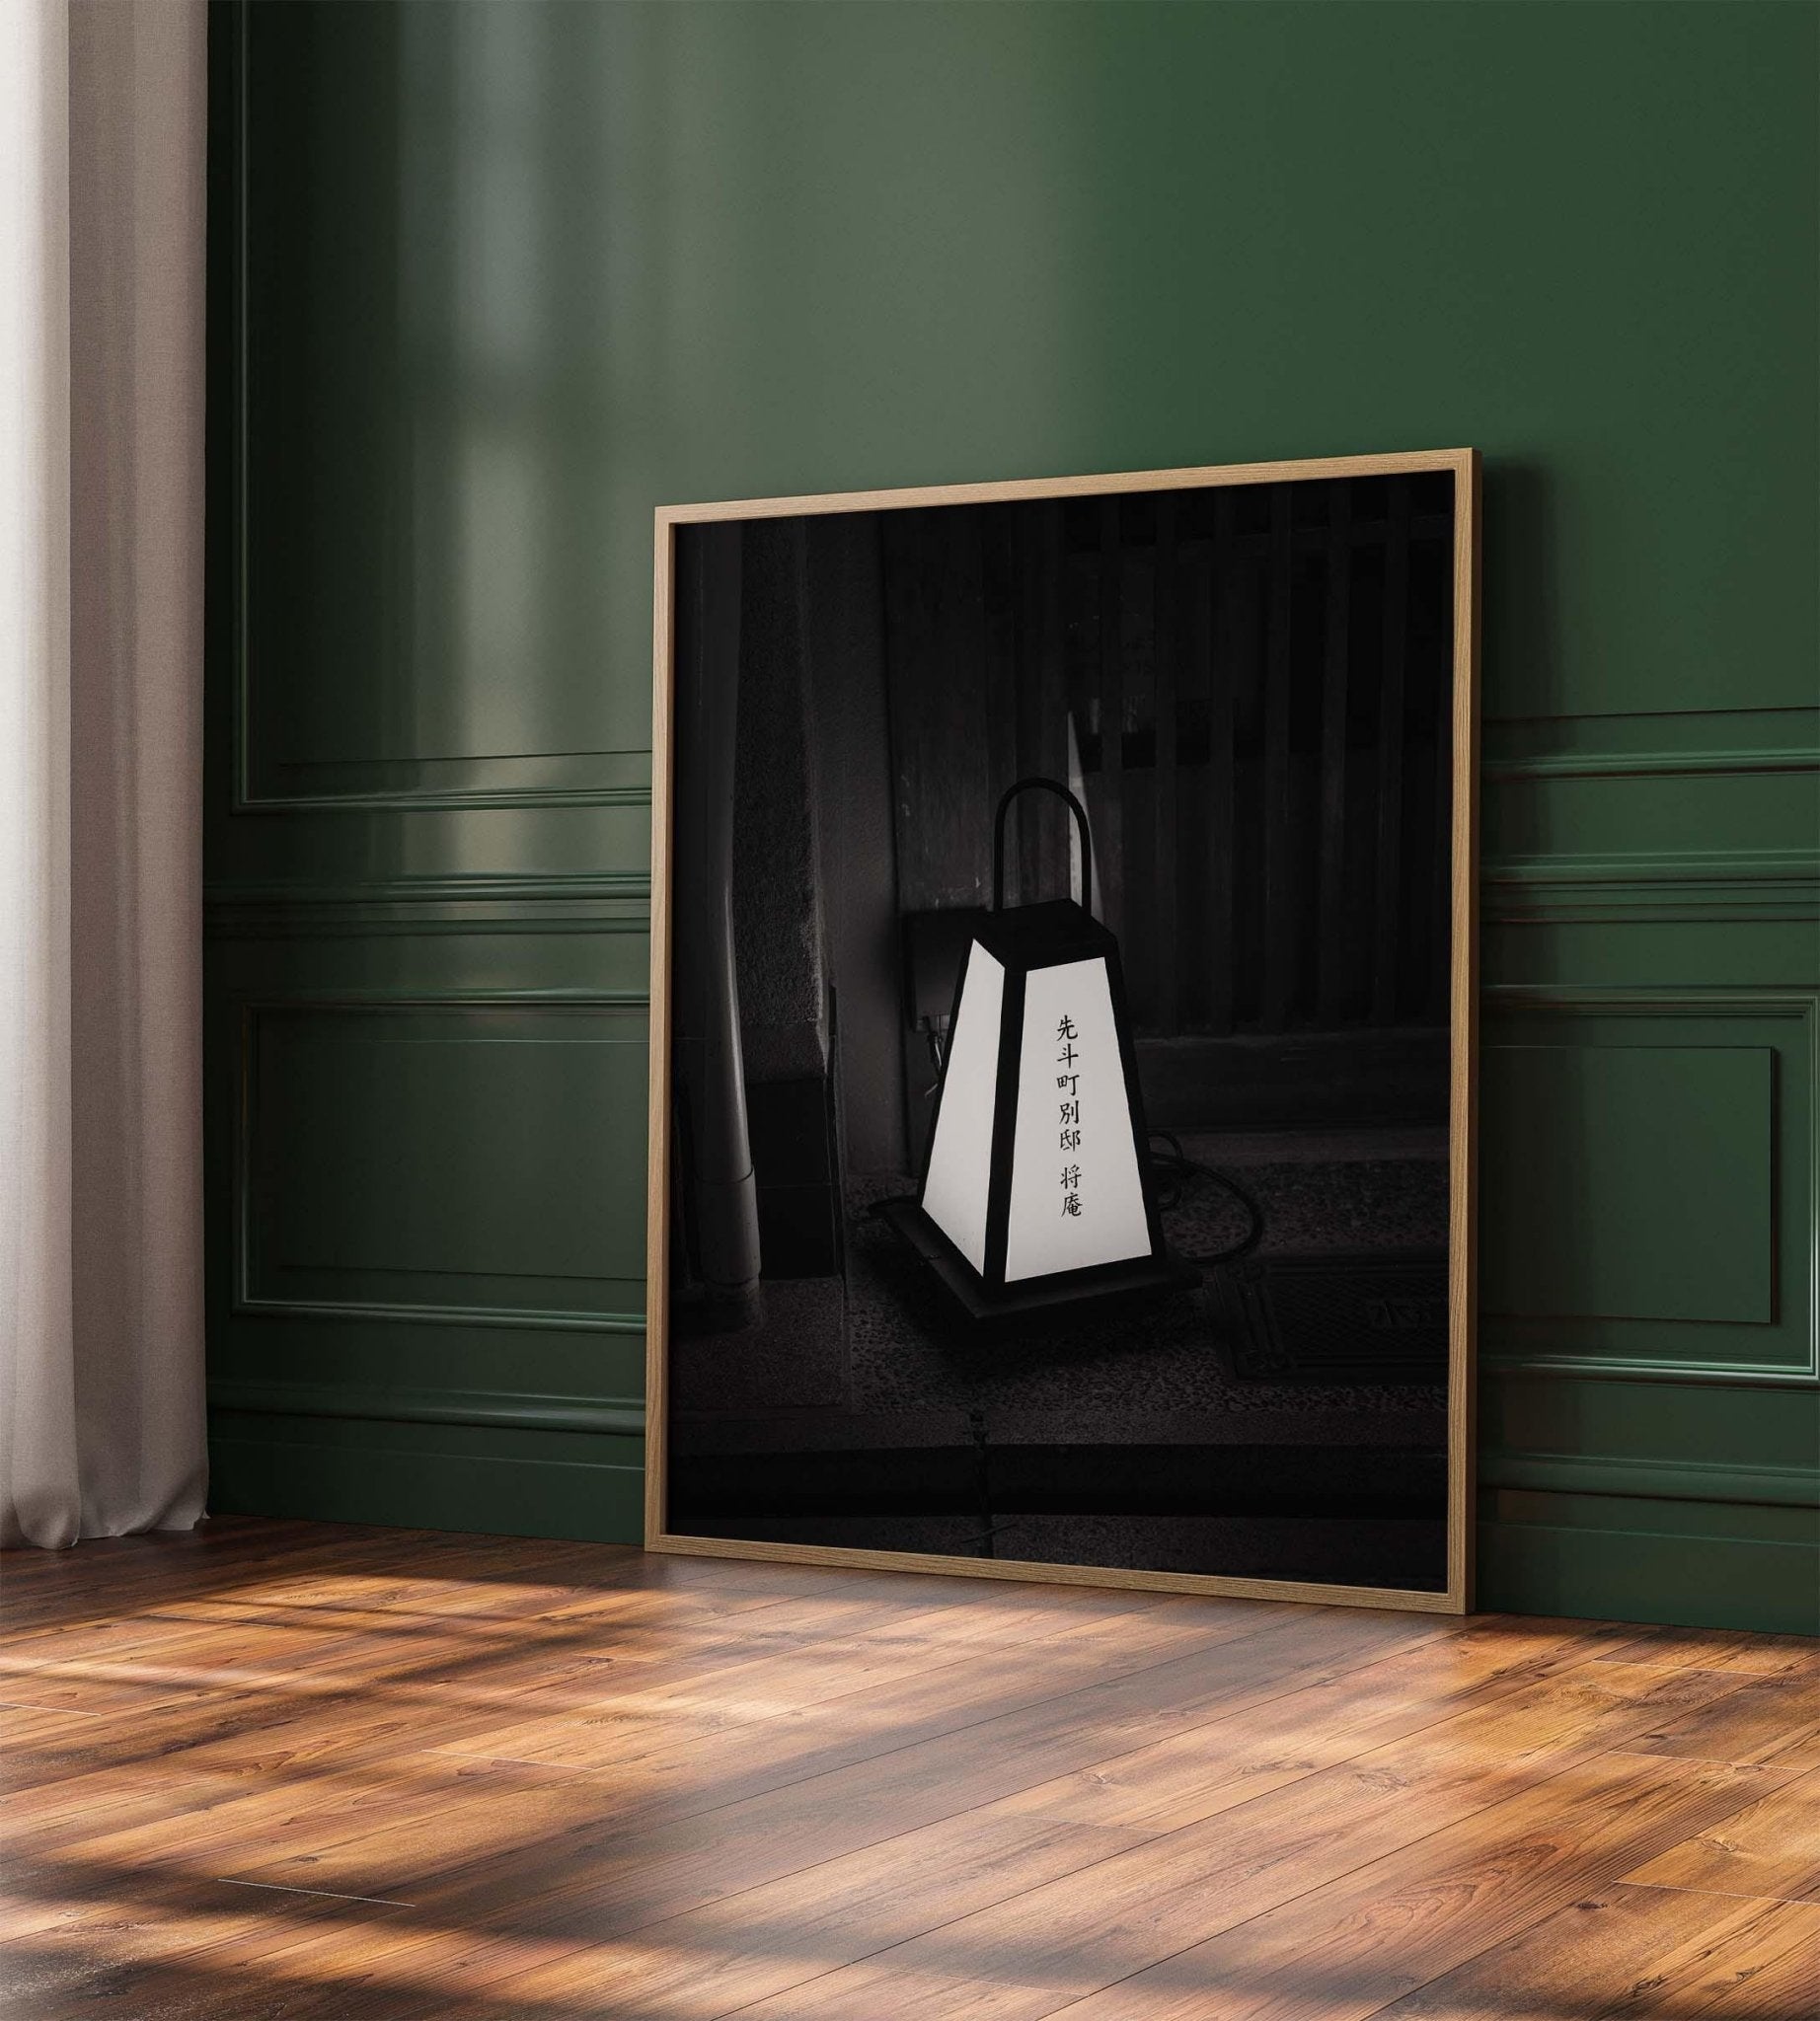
[881,476,1455,1043]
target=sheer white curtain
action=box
[1,0,206,1549]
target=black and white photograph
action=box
[651,453,1478,1608]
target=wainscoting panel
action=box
[237,999,647,1328]
[1480,993,1816,1380]
[1487,1040,1773,1325]
[1479,1366,1820,1634]
[202,914,652,1542]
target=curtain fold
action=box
[1,0,206,1549]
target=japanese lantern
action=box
[886,779,1194,1322]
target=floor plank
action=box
[1591,1624,1820,1678]
[1626,1662,1820,1770]
[1033,1754,1787,2021]
[2,1518,1815,2021]
[728,1728,1775,2020]
[1622,1762,1820,1902]
[1367,1884,1820,2019]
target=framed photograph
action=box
[646,450,1479,1612]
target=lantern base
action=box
[876,1197,1199,1332]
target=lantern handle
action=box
[992,777,1094,916]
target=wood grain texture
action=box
[1627,1661,1820,1768]
[1037,1753,1787,2021]
[1367,1883,1820,2019]
[1623,1762,1820,1903]
[652,450,1480,527]
[3,1517,1815,2019]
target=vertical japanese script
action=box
[1057,1013,1082,1217]
[1005,957,1150,1281]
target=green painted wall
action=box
[206,0,1820,1631]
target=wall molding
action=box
[1482,705,1820,784]
[207,1427,645,1544]
[1480,1358,1820,1389]
[1481,849,1819,924]
[233,992,647,1334]
[201,856,1814,936]
[234,771,655,817]
[232,1294,646,1335]
[1479,1448,1817,1509]
[1480,985,1819,1387]
[1483,747,1819,785]
[205,874,652,936]
[209,1379,645,1437]
[230,985,650,1006]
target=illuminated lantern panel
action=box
[1004,954,1152,1282]
[885,802,1195,1327]
[919,944,1004,1277]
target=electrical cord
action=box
[1146,1130,1264,1265]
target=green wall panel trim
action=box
[207,1325,646,1410]
[1479,707,1820,776]
[205,875,651,939]
[206,800,658,900]
[1481,1370,1820,1476]
[238,757,653,817]
[1482,921,1820,997]
[1479,1451,1817,1512]
[207,1429,644,1545]
[236,999,648,1330]
[1479,708,1820,926]
[1482,707,1820,783]
[1481,1360,1820,1392]
[210,1381,644,1437]
[1484,772,1820,872]
[1481,855,1819,927]
[208,942,652,1010]
[206,875,652,905]
[232,1301,645,1336]
[1478,1521,1820,1636]
[1479,989,1818,1382]
[1485,1489,1815,1549]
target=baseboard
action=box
[1479,1516,1820,1634]
[207,1414,644,1544]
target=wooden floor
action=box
[3,1521,1818,2020]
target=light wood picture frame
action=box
[646,449,1479,1613]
